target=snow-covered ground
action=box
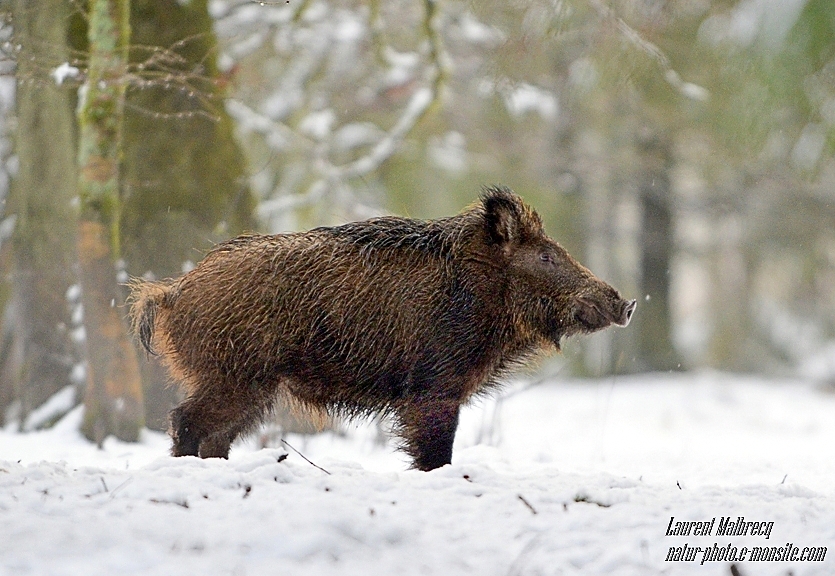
[2,372,833,575]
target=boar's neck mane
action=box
[313,215,463,263]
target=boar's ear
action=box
[482,186,523,248]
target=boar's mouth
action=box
[572,296,636,333]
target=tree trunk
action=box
[635,128,680,371]
[122,0,255,430]
[77,0,144,444]
[2,0,79,428]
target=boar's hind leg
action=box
[169,401,203,457]
[169,398,239,459]
[198,430,236,459]
[397,399,461,471]
[169,382,275,459]
[197,402,271,459]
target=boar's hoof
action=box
[198,434,233,459]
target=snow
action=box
[332,122,384,151]
[382,48,419,87]
[2,372,834,575]
[21,386,76,432]
[428,131,467,173]
[503,83,559,120]
[664,69,711,102]
[801,342,835,382]
[791,123,827,172]
[0,213,16,241]
[698,0,806,50]
[51,63,79,86]
[455,12,505,46]
[299,109,336,140]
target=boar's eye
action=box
[539,252,552,264]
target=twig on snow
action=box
[518,494,538,515]
[281,438,331,475]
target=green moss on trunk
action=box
[78,0,145,444]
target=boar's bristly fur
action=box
[130,186,635,470]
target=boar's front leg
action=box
[396,398,461,471]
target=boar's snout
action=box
[572,292,636,333]
[618,299,637,327]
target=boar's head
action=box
[481,187,636,348]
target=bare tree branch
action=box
[239,0,449,223]
[588,0,709,101]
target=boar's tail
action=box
[127,279,172,357]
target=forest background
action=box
[1,0,834,442]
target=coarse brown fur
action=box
[129,186,635,470]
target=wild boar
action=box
[130,186,635,470]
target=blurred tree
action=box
[688,0,835,370]
[76,0,144,444]
[2,0,79,429]
[122,0,254,278]
[634,127,679,370]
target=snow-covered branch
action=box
[588,0,709,102]
[216,0,449,227]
